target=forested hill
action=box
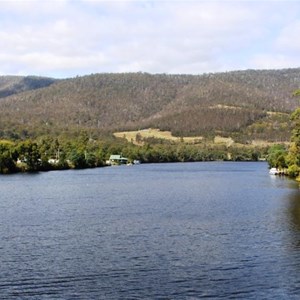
[0,76,57,99]
[0,68,299,141]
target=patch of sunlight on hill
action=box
[209,104,242,110]
[0,139,14,145]
[214,136,234,147]
[266,111,289,116]
[251,140,289,147]
[114,128,203,145]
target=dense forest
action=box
[0,68,299,141]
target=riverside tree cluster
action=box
[267,90,300,180]
[0,134,266,174]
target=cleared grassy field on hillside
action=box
[114,128,203,145]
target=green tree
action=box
[16,141,41,172]
[287,101,300,177]
[85,152,96,167]
[283,90,300,178]
[293,90,300,97]
[68,149,86,169]
[0,142,16,173]
[267,144,288,169]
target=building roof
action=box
[109,155,128,160]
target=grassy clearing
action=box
[266,111,289,116]
[0,139,15,145]
[214,136,234,146]
[114,128,288,148]
[114,128,203,145]
[209,104,242,110]
[251,140,289,147]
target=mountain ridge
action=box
[0,68,299,141]
[0,75,57,99]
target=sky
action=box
[0,0,299,78]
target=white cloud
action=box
[0,0,299,77]
[251,54,300,70]
[276,20,300,53]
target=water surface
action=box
[1,162,300,299]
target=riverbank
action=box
[1,136,270,174]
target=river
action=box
[0,162,300,299]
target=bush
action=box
[287,164,300,178]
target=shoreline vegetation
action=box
[0,133,270,175]
[0,129,298,180]
[266,90,300,181]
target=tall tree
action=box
[17,141,41,172]
[287,90,300,178]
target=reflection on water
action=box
[0,162,300,299]
[285,187,300,261]
[287,190,300,232]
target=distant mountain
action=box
[0,69,299,142]
[0,76,57,98]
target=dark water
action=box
[1,162,300,299]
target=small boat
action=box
[269,167,279,175]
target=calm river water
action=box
[1,162,300,299]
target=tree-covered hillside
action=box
[0,69,299,141]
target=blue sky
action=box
[0,0,299,78]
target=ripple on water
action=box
[0,162,300,299]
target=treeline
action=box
[267,90,300,179]
[0,135,106,174]
[0,134,268,174]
